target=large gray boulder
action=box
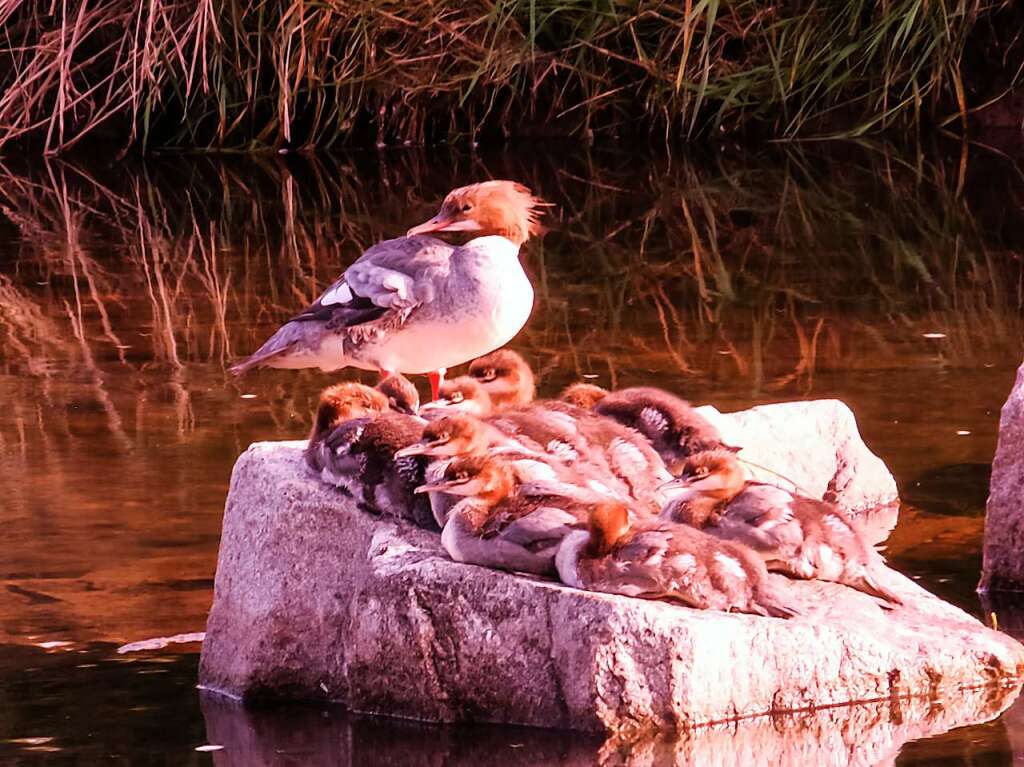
[980,361,1024,592]
[697,399,898,512]
[200,412,1023,735]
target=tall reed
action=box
[0,1,1016,153]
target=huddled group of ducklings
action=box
[305,349,901,619]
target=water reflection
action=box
[0,142,1022,762]
[200,683,1022,767]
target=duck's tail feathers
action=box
[229,324,307,375]
[753,585,801,619]
[849,565,904,607]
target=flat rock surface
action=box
[201,416,1024,734]
[697,399,898,512]
[980,361,1024,592]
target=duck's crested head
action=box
[559,382,610,410]
[671,449,746,500]
[407,180,551,246]
[587,501,631,555]
[423,376,492,417]
[416,454,514,503]
[312,383,389,438]
[468,348,535,408]
[376,373,420,415]
[396,413,490,458]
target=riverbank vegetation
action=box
[1,1,1021,153]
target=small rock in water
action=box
[922,332,947,339]
[195,744,224,752]
[117,632,205,654]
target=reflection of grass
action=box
[0,143,1020,417]
[0,2,1017,152]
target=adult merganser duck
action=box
[559,382,610,409]
[230,181,548,400]
[555,502,798,618]
[468,349,536,409]
[593,387,734,473]
[417,454,605,575]
[663,450,902,605]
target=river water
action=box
[0,142,1022,765]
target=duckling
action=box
[306,382,392,473]
[316,412,437,530]
[420,376,493,417]
[304,381,435,529]
[559,382,610,409]
[593,386,733,473]
[396,412,604,527]
[468,348,536,409]
[376,373,420,415]
[663,450,902,605]
[498,401,674,510]
[417,454,608,575]
[555,502,798,618]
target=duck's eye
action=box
[480,368,496,381]
[460,203,473,213]
[450,392,464,403]
[455,472,469,481]
[696,467,709,477]
[436,431,450,441]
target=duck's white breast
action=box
[365,236,534,373]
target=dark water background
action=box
[1,140,1023,764]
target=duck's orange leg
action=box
[427,368,446,401]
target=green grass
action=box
[0,0,1017,153]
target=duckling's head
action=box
[376,374,420,415]
[415,454,514,504]
[422,376,492,417]
[395,413,489,458]
[587,501,632,555]
[669,450,746,501]
[469,349,535,409]
[407,180,551,247]
[311,383,389,439]
[559,382,610,410]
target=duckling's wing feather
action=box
[498,506,581,553]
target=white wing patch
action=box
[640,406,669,435]
[713,552,747,580]
[609,438,648,474]
[320,282,354,306]
[824,514,851,536]
[546,440,578,461]
[669,553,698,573]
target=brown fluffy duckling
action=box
[593,387,733,473]
[559,382,610,409]
[376,373,420,415]
[397,412,600,528]
[305,382,435,530]
[420,376,494,418]
[418,454,605,575]
[494,401,674,510]
[468,348,536,409]
[555,502,798,618]
[663,450,902,605]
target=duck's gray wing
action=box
[231,236,453,372]
[291,236,454,334]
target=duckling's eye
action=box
[480,368,496,381]
[450,392,464,403]
[460,203,473,213]
[455,472,469,481]
[696,467,709,477]
[436,431,450,441]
